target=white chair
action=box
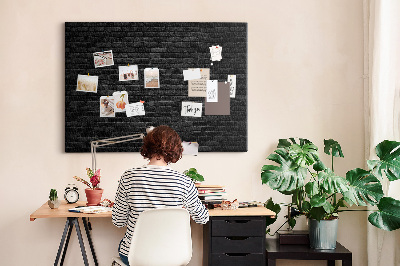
[112,208,192,266]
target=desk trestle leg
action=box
[54,219,72,266]
[71,218,89,266]
[82,217,98,266]
[60,220,73,265]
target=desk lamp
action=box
[90,126,154,172]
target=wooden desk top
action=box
[208,206,275,217]
[30,202,274,221]
[30,201,111,221]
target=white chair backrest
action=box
[128,208,192,266]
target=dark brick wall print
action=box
[65,22,247,152]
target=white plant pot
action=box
[48,199,60,209]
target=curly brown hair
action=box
[140,125,183,163]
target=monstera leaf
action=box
[324,139,344,157]
[288,142,319,168]
[261,148,307,192]
[367,140,400,181]
[318,169,349,195]
[368,197,400,231]
[264,198,281,227]
[343,168,383,206]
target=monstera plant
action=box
[261,138,400,233]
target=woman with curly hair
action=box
[112,125,209,265]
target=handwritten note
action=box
[183,68,201,81]
[206,80,218,102]
[126,102,145,117]
[181,102,202,117]
[227,75,237,98]
[209,45,222,61]
[188,68,210,97]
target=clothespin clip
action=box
[128,63,129,66]
[140,100,145,104]
[88,73,89,76]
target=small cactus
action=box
[49,189,58,201]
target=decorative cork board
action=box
[65,22,247,152]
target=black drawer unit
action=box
[204,216,267,266]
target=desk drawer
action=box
[211,218,265,236]
[212,236,264,253]
[211,253,264,266]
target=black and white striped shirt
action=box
[112,165,209,257]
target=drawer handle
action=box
[225,253,250,257]
[224,220,250,224]
[225,236,249,241]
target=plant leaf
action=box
[313,160,326,172]
[305,181,319,198]
[288,218,296,229]
[308,207,326,221]
[324,139,344,158]
[264,198,281,227]
[310,194,332,213]
[368,197,400,231]
[367,140,400,181]
[261,148,307,192]
[318,169,349,195]
[288,142,319,168]
[277,139,292,148]
[344,168,383,206]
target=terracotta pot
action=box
[85,188,103,206]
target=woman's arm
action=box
[112,174,129,227]
[182,181,209,224]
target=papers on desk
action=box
[69,206,112,214]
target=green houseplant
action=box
[183,168,204,183]
[48,189,60,209]
[261,138,400,248]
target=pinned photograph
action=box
[119,65,139,81]
[144,68,160,88]
[76,74,98,93]
[113,91,129,112]
[126,102,145,117]
[100,96,115,117]
[93,50,114,68]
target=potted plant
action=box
[48,189,60,209]
[183,168,204,183]
[261,138,400,249]
[74,168,103,206]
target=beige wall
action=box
[0,0,367,265]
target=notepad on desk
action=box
[69,206,112,214]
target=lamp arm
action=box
[91,133,145,172]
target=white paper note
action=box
[188,68,210,97]
[126,102,145,117]
[182,141,199,156]
[206,80,218,102]
[209,45,222,61]
[227,75,237,98]
[181,102,202,117]
[183,68,201,81]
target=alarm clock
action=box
[64,184,79,204]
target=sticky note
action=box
[183,68,201,81]
[206,80,218,102]
[181,102,202,117]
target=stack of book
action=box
[195,184,227,205]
